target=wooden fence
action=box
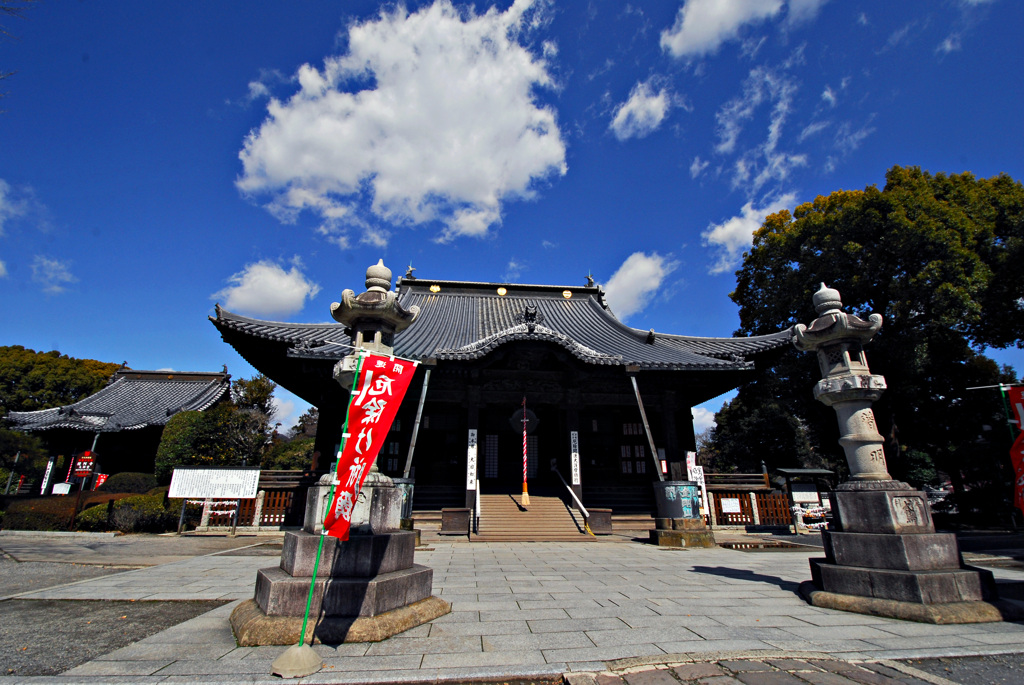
[197,470,315,529]
[709,491,793,527]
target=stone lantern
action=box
[794,284,1009,623]
[231,261,448,647]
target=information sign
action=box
[721,497,742,514]
[168,467,261,499]
[791,484,821,504]
[52,483,72,495]
[570,431,581,485]
[73,454,95,478]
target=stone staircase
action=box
[473,490,593,541]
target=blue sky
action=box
[2,0,1022,432]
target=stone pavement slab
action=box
[2,539,1023,683]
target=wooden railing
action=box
[708,491,793,527]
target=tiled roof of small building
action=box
[7,369,229,433]
[211,278,793,371]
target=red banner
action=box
[323,352,418,540]
[1008,386,1024,516]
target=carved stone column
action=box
[794,284,1012,623]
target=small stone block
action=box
[256,564,434,617]
[672,663,726,679]
[822,530,961,571]
[649,529,716,548]
[734,672,806,685]
[280,530,416,578]
[440,508,470,534]
[718,660,770,672]
[623,668,679,685]
[587,508,613,534]
[672,517,709,531]
[830,490,935,534]
[231,595,451,646]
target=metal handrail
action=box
[551,467,588,519]
[474,479,481,535]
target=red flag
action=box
[1008,386,1024,516]
[323,352,418,540]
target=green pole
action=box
[296,352,365,646]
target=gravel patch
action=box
[1,599,228,676]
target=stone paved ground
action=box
[0,537,1022,683]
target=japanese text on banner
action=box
[323,354,418,540]
[1007,386,1024,516]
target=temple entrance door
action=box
[479,403,563,492]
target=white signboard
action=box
[40,457,56,496]
[570,431,581,486]
[52,482,72,495]
[721,497,742,514]
[689,465,709,516]
[168,467,260,499]
[685,451,696,476]
[466,429,478,490]
[791,484,821,504]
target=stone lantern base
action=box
[230,477,449,645]
[799,482,1021,623]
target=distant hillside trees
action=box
[0,345,122,416]
[708,166,1023,518]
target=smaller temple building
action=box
[7,368,229,476]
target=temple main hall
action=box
[211,265,790,517]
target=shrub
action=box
[98,472,158,494]
[108,494,177,533]
[75,502,110,531]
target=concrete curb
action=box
[0,530,118,538]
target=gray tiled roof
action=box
[7,370,229,433]
[212,278,793,371]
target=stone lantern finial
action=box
[812,282,843,315]
[365,259,392,293]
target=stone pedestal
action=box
[649,517,716,548]
[231,472,449,645]
[799,483,1017,623]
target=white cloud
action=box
[237,0,566,245]
[0,179,29,236]
[821,84,837,107]
[609,80,671,140]
[702,193,796,274]
[504,258,525,282]
[660,0,783,59]
[213,258,321,318]
[798,120,830,142]
[692,407,716,434]
[786,0,828,25]
[31,256,77,294]
[936,34,961,54]
[715,65,806,196]
[0,259,7,278]
[603,252,679,321]
[690,156,710,178]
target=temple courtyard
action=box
[1,530,1023,683]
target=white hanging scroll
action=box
[466,429,478,490]
[570,431,581,486]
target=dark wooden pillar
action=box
[662,391,684,480]
[313,404,345,472]
[566,389,584,507]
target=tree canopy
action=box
[153,374,280,481]
[0,345,122,416]
[708,166,1022,509]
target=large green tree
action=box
[711,167,1023,505]
[0,345,122,416]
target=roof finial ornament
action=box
[813,282,843,315]
[404,264,416,280]
[586,272,595,287]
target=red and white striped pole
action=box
[521,396,530,506]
